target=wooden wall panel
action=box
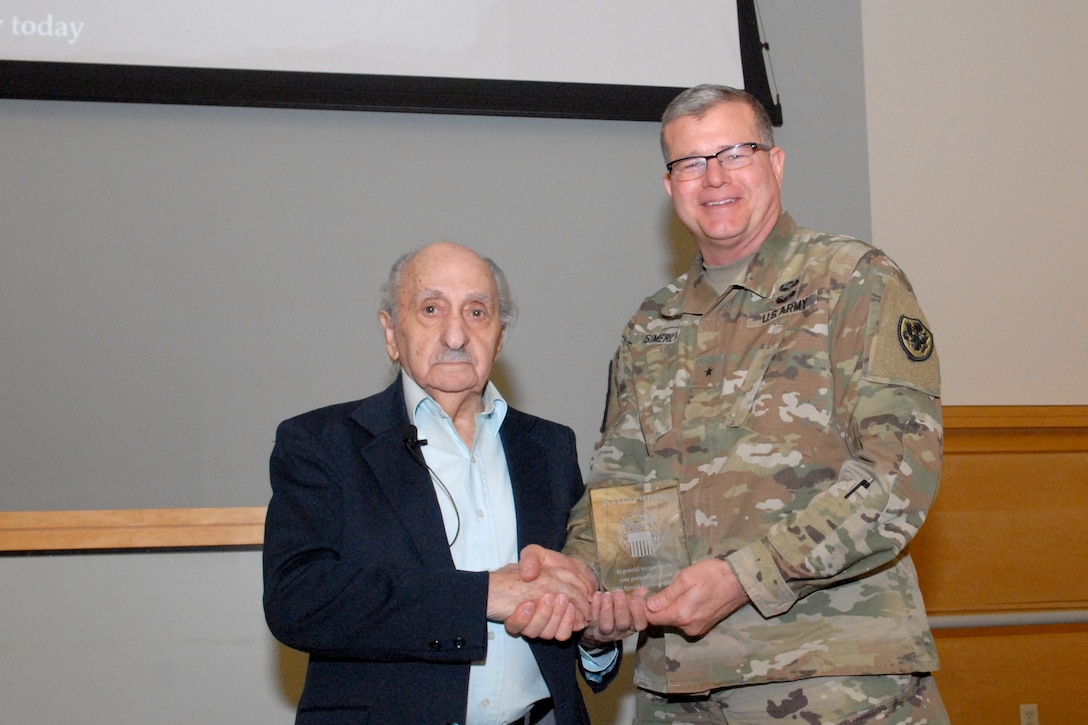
[913,407,1088,614]
[0,507,265,551]
[933,624,1088,724]
[914,406,1088,722]
[913,449,1088,613]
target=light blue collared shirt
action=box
[402,373,550,725]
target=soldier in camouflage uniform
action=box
[560,85,949,723]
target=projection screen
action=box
[0,1,746,120]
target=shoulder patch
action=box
[867,275,940,396]
[898,315,935,361]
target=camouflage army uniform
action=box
[566,213,943,701]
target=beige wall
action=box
[862,0,1088,405]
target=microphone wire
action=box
[405,428,461,547]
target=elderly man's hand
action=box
[500,545,599,641]
[516,544,598,590]
[488,546,597,640]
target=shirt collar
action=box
[400,371,508,436]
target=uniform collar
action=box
[664,211,798,318]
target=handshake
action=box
[487,544,649,646]
[489,544,751,642]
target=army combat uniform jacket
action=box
[566,213,942,694]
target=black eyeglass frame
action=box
[665,142,773,175]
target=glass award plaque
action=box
[589,480,689,592]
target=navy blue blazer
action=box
[263,379,600,725]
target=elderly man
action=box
[514,85,949,723]
[263,242,607,725]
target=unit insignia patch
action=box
[898,315,934,362]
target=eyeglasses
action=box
[666,142,772,181]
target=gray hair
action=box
[660,84,775,161]
[379,246,517,328]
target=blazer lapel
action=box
[353,382,455,570]
[502,412,555,551]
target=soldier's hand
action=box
[581,588,650,648]
[644,559,748,638]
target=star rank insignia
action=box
[898,315,935,361]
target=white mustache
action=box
[434,349,474,364]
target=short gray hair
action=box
[660,84,775,161]
[379,246,517,328]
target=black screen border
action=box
[0,2,778,123]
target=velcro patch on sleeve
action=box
[867,275,941,396]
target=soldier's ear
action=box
[770,146,786,186]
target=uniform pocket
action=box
[629,335,678,451]
[716,336,781,429]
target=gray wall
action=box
[0,4,870,514]
[0,2,871,723]
[0,104,673,510]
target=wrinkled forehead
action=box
[401,250,498,306]
[410,286,494,308]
